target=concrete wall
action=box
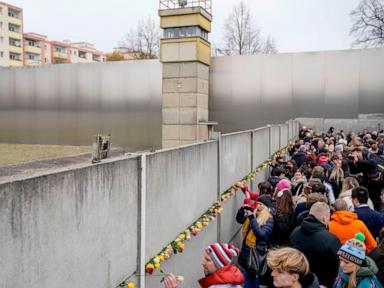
[0,60,162,149]
[210,49,384,133]
[0,48,383,148]
[297,114,384,133]
[0,157,140,288]
[0,120,299,288]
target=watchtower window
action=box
[163,26,208,40]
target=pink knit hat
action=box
[276,179,292,191]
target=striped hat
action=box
[206,243,240,269]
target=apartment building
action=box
[23,32,50,65]
[1,1,105,67]
[0,1,24,67]
[71,42,106,64]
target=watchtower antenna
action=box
[159,0,212,14]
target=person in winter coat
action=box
[369,228,384,286]
[329,199,377,253]
[236,195,274,288]
[380,189,384,219]
[352,187,383,239]
[365,168,384,211]
[270,189,294,247]
[334,233,382,288]
[267,247,320,288]
[290,202,341,288]
[163,243,244,288]
[338,177,374,212]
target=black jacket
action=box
[369,247,384,286]
[300,272,320,288]
[270,213,294,246]
[290,215,341,288]
[364,174,384,211]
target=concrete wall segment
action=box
[221,132,252,192]
[145,141,218,261]
[0,156,140,288]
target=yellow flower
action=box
[127,282,135,288]
[154,262,161,269]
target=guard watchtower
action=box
[159,0,212,148]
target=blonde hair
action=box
[256,206,272,226]
[347,264,359,288]
[341,177,360,193]
[329,167,344,184]
[267,247,310,276]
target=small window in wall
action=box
[163,26,209,41]
[0,36,3,44]
[0,22,3,29]
[0,51,4,58]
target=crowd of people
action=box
[163,126,384,288]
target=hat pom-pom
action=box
[355,232,365,242]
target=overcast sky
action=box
[10,0,361,53]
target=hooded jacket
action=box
[198,264,244,288]
[290,215,341,288]
[300,272,320,288]
[333,256,382,288]
[329,210,377,253]
[369,247,384,286]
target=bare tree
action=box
[350,0,384,47]
[120,17,160,59]
[222,1,277,55]
[222,1,264,55]
[262,36,278,54]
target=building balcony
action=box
[9,31,23,40]
[8,16,23,27]
[53,51,68,59]
[77,57,89,64]
[25,59,42,66]
[25,45,41,55]
[9,59,23,67]
[9,45,23,54]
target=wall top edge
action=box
[0,154,140,186]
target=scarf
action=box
[242,218,257,248]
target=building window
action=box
[163,26,209,40]
[8,10,21,19]
[9,23,21,33]
[0,36,3,44]
[54,46,66,53]
[9,52,21,61]
[0,22,3,29]
[79,51,87,59]
[9,38,21,47]
[0,51,4,58]
[26,40,40,47]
